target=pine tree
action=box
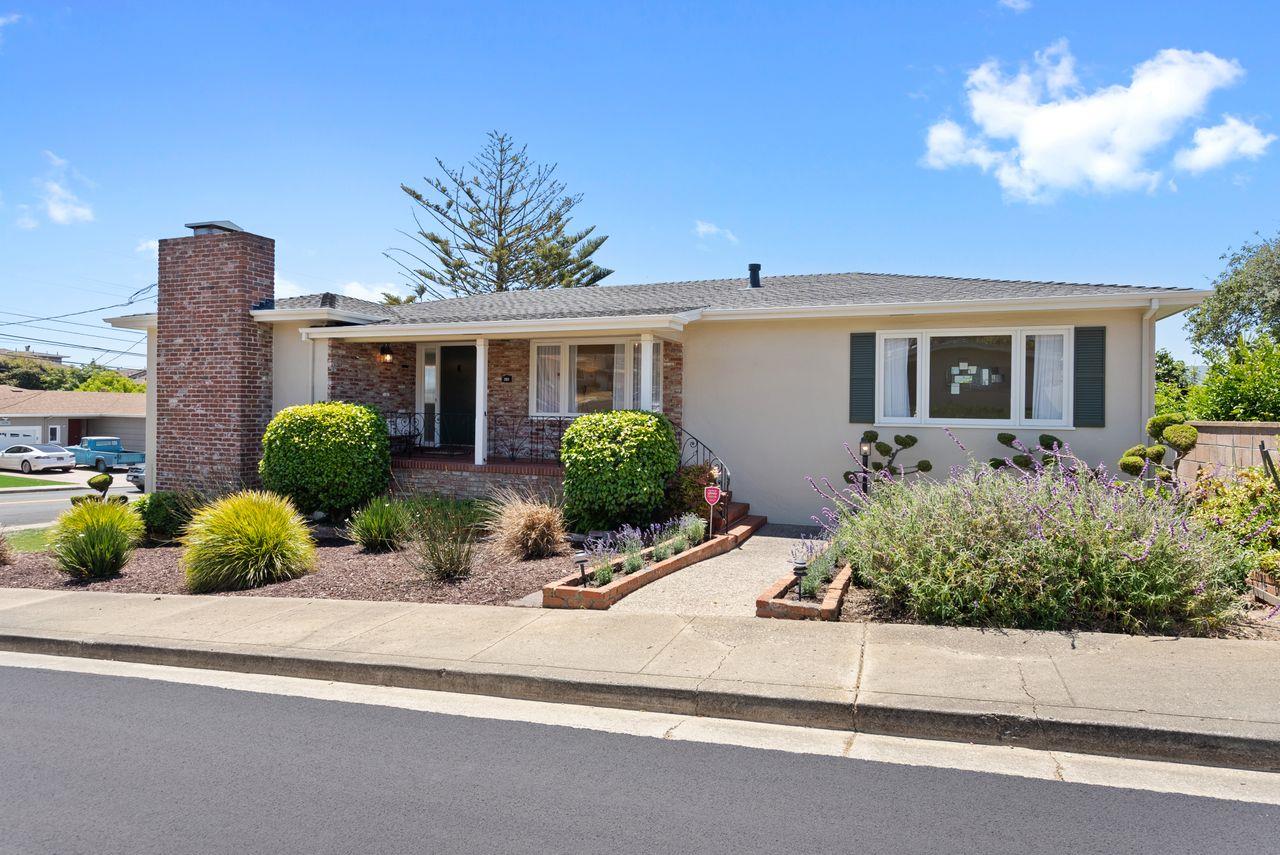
[387,131,612,301]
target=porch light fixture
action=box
[378,345,394,364]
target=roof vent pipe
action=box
[748,263,762,288]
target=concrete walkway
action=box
[612,524,807,617]
[0,587,1278,770]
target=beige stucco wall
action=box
[682,308,1149,525]
[271,322,329,413]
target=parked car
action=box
[65,436,146,472]
[126,465,145,492]
[0,443,76,473]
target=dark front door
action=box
[439,346,476,446]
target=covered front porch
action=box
[301,314,691,470]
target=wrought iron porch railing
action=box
[384,410,731,488]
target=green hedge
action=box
[259,402,390,518]
[561,411,679,531]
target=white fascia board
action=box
[299,310,702,341]
[696,291,1210,322]
[250,308,385,324]
[0,413,145,419]
[104,313,158,330]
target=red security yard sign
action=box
[703,485,722,536]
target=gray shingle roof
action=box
[346,271,1196,325]
[265,293,399,319]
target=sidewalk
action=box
[0,587,1276,771]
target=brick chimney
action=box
[154,221,274,492]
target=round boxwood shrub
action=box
[182,490,316,593]
[561,411,680,532]
[50,500,144,580]
[259,401,390,518]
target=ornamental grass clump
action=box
[409,500,475,580]
[344,497,410,553]
[482,487,566,560]
[821,454,1250,635]
[182,491,315,593]
[50,500,144,581]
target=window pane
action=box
[535,345,561,413]
[881,337,918,418]
[631,342,641,409]
[1025,333,1066,421]
[572,344,615,413]
[927,335,1012,420]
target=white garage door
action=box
[0,425,40,442]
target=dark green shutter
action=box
[1073,326,1105,427]
[849,333,876,423]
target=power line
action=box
[0,332,147,362]
[0,284,156,329]
[0,321,143,345]
[0,310,148,335]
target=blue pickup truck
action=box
[65,436,146,473]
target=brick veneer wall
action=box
[391,459,562,501]
[662,339,683,428]
[487,339,528,421]
[328,341,416,413]
[1179,421,1280,482]
[154,230,274,492]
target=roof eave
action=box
[299,310,703,341]
[251,308,385,325]
[104,313,158,330]
[696,291,1209,322]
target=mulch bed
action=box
[0,538,573,606]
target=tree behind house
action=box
[1186,231,1280,355]
[386,131,612,302]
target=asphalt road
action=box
[0,485,138,528]
[0,666,1275,855]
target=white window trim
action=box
[874,326,1074,429]
[528,338,662,417]
[47,425,61,444]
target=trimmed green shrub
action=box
[1121,413,1199,480]
[621,550,644,574]
[662,462,719,518]
[836,460,1249,634]
[182,491,316,593]
[259,402,390,518]
[1186,334,1280,421]
[408,500,475,580]
[87,472,113,496]
[844,430,931,482]
[50,500,143,580]
[561,411,679,531]
[344,498,409,552]
[134,490,200,542]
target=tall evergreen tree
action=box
[387,131,612,302]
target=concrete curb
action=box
[0,628,1275,772]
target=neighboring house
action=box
[0,385,146,449]
[109,221,1206,525]
[0,347,66,365]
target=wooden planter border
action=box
[542,517,763,609]
[755,563,853,621]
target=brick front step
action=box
[543,514,767,610]
[1250,568,1280,607]
[756,565,854,621]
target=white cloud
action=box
[922,40,1263,202]
[135,238,159,258]
[1174,115,1276,172]
[0,13,21,45]
[15,205,36,230]
[42,150,68,169]
[999,0,1032,12]
[274,276,395,303]
[41,180,93,224]
[693,220,738,244]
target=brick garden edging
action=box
[1250,568,1280,607]
[755,565,853,621]
[542,516,765,609]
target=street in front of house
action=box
[1,657,1277,855]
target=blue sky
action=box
[1,1,1276,372]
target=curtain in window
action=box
[651,342,662,409]
[1029,333,1065,420]
[535,345,560,413]
[882,337,913,418]
[612,343,627,409]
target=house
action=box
[108,221,1206,525]
[0,347,67,365]
[0,385,146,449]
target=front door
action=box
[438,346,476,446]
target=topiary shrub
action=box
[1119,413,1199,481]
[344,497,410,553]
[990,432,1064,470]
[50,500,144,580]
[260,402,390,518]
[561,411,679,532]
[843,430,931,489]
[182,491,316,593]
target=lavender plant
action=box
[816,445,1249,634]
[586,541,617,586]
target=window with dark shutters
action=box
[1072,326,1106,427]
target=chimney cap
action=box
[747,262,762,288]
[184,220,244,235]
